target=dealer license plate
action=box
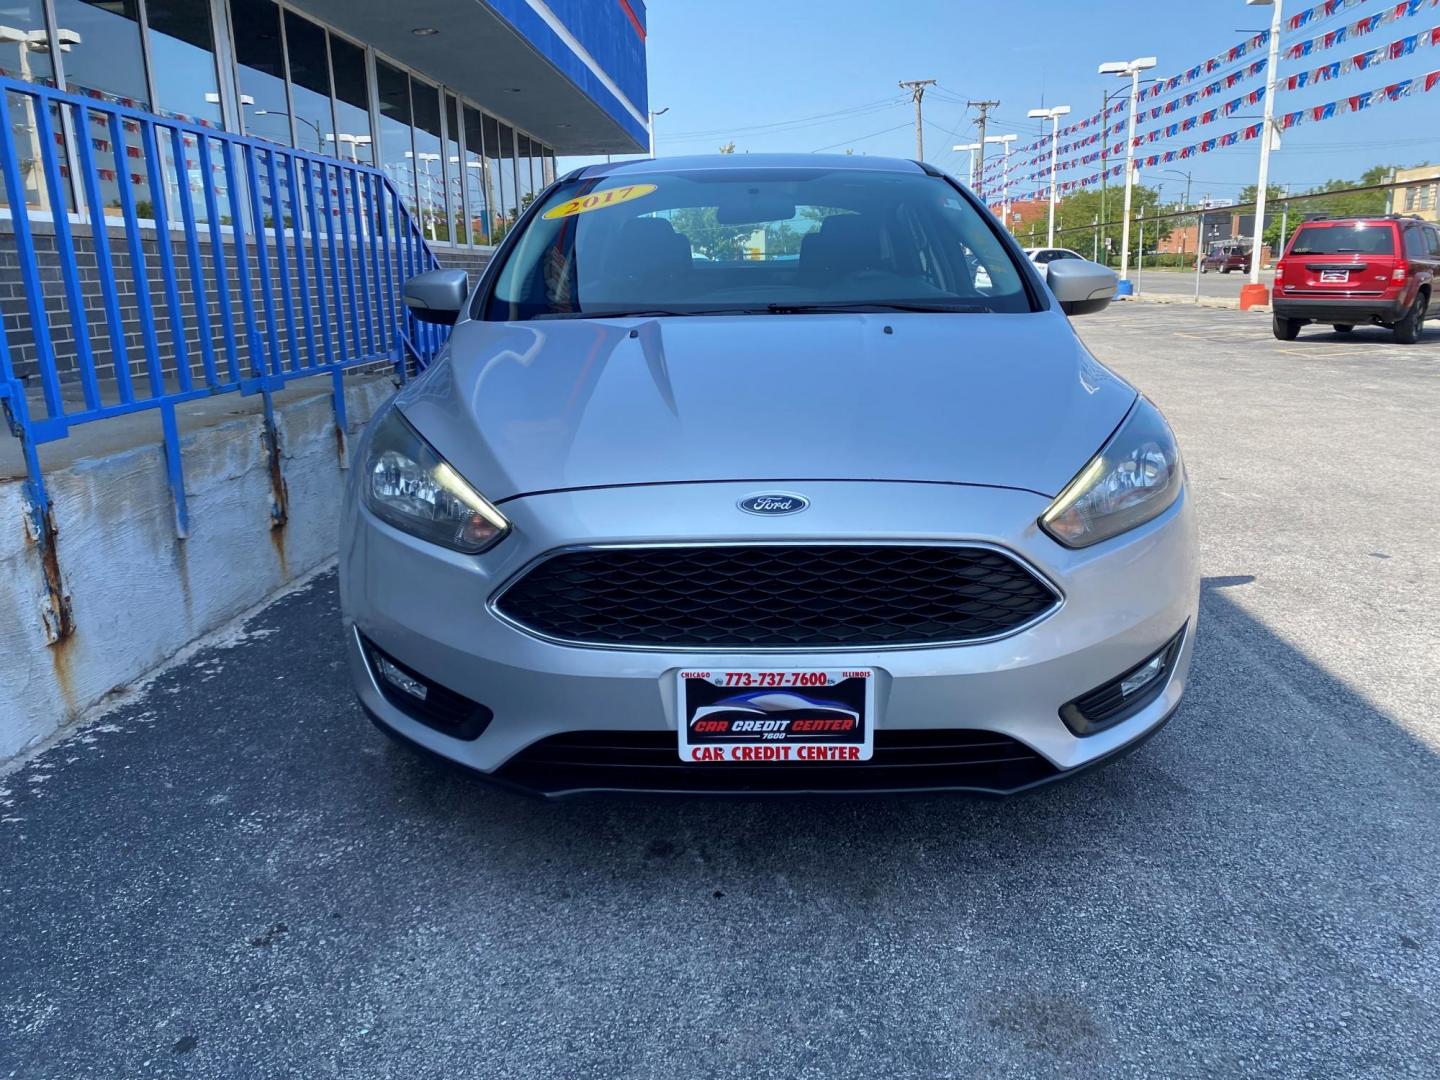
[1320,270,1350,283]
[676,670,875,763]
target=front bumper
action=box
[340,479,1199,796]
[1272,295,1406,324]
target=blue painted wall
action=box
[484,0,649,150]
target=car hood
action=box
[396,311,1135,501]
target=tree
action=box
[718,141,736,155]
[1237,166,1402,252]
[669,205,749,261]
[1032,185,1174,264]
[1238,183,1288,252]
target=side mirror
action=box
[1047,260,1118,317]
[403,269,469,325]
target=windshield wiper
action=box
[764,301,992,315]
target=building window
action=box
[327,33,371,164]
[375,57,414,212]
[481,112,506,241]
[51,0,149,107]
[145,0,222,127]
[0,2,54,85]
[461,104,491,245]
[515,132,534,212]
[53,0,153,217]
[494,119,516,241]
[0,1,59,211]
[280,10,333,155]
[231,0,290,146]
[443,92,465,242]
[409,75,445,241]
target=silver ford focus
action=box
[339,155,1198,797]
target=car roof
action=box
[1291,217,1405,228]
[574,153,929,181]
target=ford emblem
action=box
[738,493,810,516]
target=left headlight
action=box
[1041,397,1182,549]
[362,407,509,553]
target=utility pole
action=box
[967,99,1000,193]
[899,80,937,161]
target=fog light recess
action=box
[1059,627,1186,737]
[362,637,493,741]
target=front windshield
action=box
[483,166,1033,319]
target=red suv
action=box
[1272,216,1439,344]
[1201,244,1251,274]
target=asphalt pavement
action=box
[3,305,1438,1079]
[1132,266,1276,302]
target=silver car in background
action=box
[340,154,1197,796]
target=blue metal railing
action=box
[0,74,449,639]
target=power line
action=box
[663,97,905,142]
[811,122,912,154]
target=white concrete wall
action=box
[0,379,394,760]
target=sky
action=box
[565,0,1440,206]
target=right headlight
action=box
[1041,397,1182,549]
[362,407,509,554]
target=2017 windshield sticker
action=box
[542,184,657,220]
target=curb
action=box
[1122,294,1270,314]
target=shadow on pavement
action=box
[2,572,1437,1077]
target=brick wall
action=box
[432,247,493,278]
[0,220,489,402]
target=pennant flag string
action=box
[1013,66,1437,199]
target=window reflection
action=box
[282,11,332,155]
[376,58,414,212]
[145,0,221,126]
[231,0,290,147]
[443,93,465,243]
[410,77,444,241]
[0,1,56,84]
[53,0,147,216]
[462,104,490,245]
[515,133,533,214]
[52,0,148,107]
[495,120,516,242]
[0,1,58,211]
[328,34,371,164]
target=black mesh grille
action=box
[495,730,1057,795]
[494,545,1058,649]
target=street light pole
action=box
[1027,105,1071,248]
[1245,0,1284,303]
[255,109,325,152]
[952,143,982,190]
[1099,56,1158,285]
[985,133,1017,222]
[648,106,669,159]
